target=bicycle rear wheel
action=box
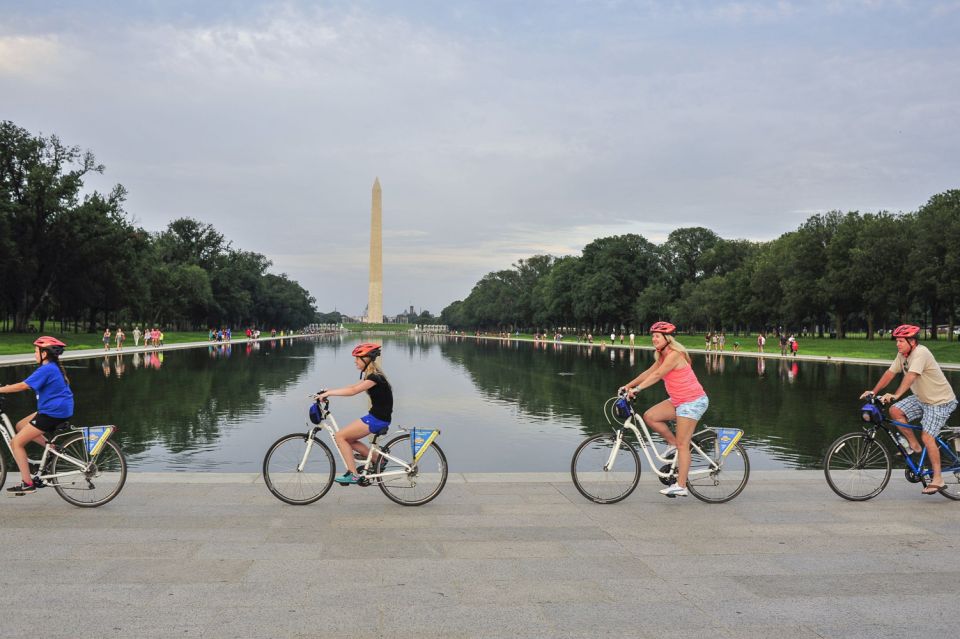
[570,433,640,504]
[823,432,891,501]
[377,433,448,506]
[685,432,750,503]
[52,435,127,507]
[936,434,960,501]
[262,433,335,505]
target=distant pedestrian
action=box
[719,333,726,352]
[629,332,635,347]
[116,327,125,350]
[610,332,615,345]
[790,336,799,357]
[619,332,624,344]
[734,340,741,352]
[757,333,765,353]
[102,328,111,351]
[779,334,788,356]
[704,332,711,351]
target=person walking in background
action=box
[116,327,125,350]
[779,333,788,356]
[102,327,111,351]
[790,335,799,357]
[133,326,142,347]
[704,332,711,352]
[629,332,635,347]
[757,333,765,353]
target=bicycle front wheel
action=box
[936,434,960,501]
[686,433,750,504]
[52,435,127,507]
[823,432,891,501]
[570,433,640,504]
[262,433,335,505]
[377,433,448,506]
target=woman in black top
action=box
[317,343,393,485]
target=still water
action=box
[2,336,957,472]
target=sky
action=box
[2,1,959,317]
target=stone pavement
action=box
[1,471,958,638]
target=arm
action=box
[861,370,896,400]
[880,372,919,404]
[317,379,375,400]
[0,382,30,394]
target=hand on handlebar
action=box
[879,393,898,405]
[859,390,873,400]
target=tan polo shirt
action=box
[888,344,957,405]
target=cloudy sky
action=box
[3,1,958,317]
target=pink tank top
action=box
[658,357,706,407]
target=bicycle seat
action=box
[45,423,76,442]
[370,427,389,439]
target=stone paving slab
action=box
[1,470,958,638]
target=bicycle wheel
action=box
[823,432,891,501]
[52,435,127,507]
[685,432,750,504]
[262,433,335,505]
[570,433,640,504]
[935,434,960,501]
[377,433,448,506]
[0,448,7,489]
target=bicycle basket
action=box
[860,402,882,425]
[309,403,324,424]
[613,398,633,421]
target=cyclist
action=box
[0,336,74,495]
[621,322,709,497]
[860,324,957,494]
[316,343,393,485]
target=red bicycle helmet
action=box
[34,336,66,356]
[891,324,921,339]
[351,343,382,359]
[649,321,676,335]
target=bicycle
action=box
[570,392,750,504]
[262,395,448,506]
[823,394,960,501]
[0,398,127,507]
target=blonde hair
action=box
[653,334,692,365]
[363,359,387,379]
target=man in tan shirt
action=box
[861,324,958,494]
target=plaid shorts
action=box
[893,395,958,436]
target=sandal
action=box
[922,483,945,495]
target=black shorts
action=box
[30,413,71,433]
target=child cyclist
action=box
[316,343,393,485]
[0,337,74,495]
[620,322,709,498]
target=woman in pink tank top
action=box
[621,321,709,498]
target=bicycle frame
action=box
[608,412,723,480]
[300,410,421,484]
[1,410,98,484]
[871,417,960,478]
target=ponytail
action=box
[42,350,70,386]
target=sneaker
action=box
[659,484,688,497]
[6,482,36,496]
[30,476,45,489]
[662,446,677,459]
[334,472,360,485]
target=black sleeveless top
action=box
[365,373,393,422]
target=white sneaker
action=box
[659,484,688,497]
[662,446,677,459]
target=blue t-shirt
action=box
[24,363,74,419]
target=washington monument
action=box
[367,177,383,323]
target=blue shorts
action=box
[360,414,390,435]
[675,395,709,421]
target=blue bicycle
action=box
[823,394,960,501]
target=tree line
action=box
[440,189,960,340]
[0,120,317,333]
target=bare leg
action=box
[11,421,45,484]
[642,400,679,448]
[674,416,698,489]
[16,413,47,448]
[889,406,922,452]
[333,421,370,474]
[922,431,943,486]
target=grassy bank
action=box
[0,331,212,356]
[466,331,960,364]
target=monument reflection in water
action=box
[3,336,955,472]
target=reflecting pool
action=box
[1,336,956,472]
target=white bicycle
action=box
[571,392,750,504]
[262,396,448,506]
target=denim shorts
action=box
[893,395,957,436]
[360,413,390,435]
[675,395,709,421]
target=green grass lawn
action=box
[468,331,960,364]
[0,331,213,356]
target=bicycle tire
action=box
[685,433,750,504]
[0,448,7,489]
[377,433,448,506]
[262,433,335,505]
[570,433,640,504]
[935,434,960,501]
[52,435,127,508]
[823,432,891,501]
